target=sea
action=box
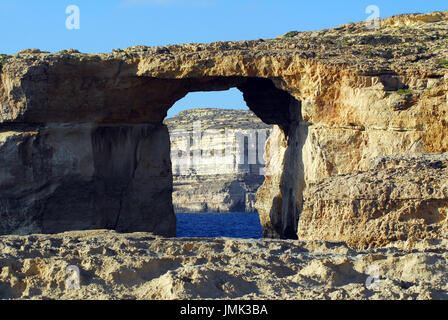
[176,212,263,239]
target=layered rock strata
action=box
[165,109,271,213]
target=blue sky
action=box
[0,0,445,117]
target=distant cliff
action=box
[165,108,272,213]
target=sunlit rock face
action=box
[0,11,448,243]
[165,108,272,213]
[298,154,448,248]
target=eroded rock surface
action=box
[298,154,448,247]
[0,230,447,300]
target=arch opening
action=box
[165,88,267,239]
[161,76,305,239]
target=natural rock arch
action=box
[0,57,306,239]
[2,11,448,245]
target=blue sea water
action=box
[176,212,263,239]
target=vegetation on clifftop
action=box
[396,89,413,95]
[439,59,448,68]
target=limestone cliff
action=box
[165,108,271,213]
[0,124,175,236]
[0,11,447,244]
[299,154,448,247]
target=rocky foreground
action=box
[0,230,447,300]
